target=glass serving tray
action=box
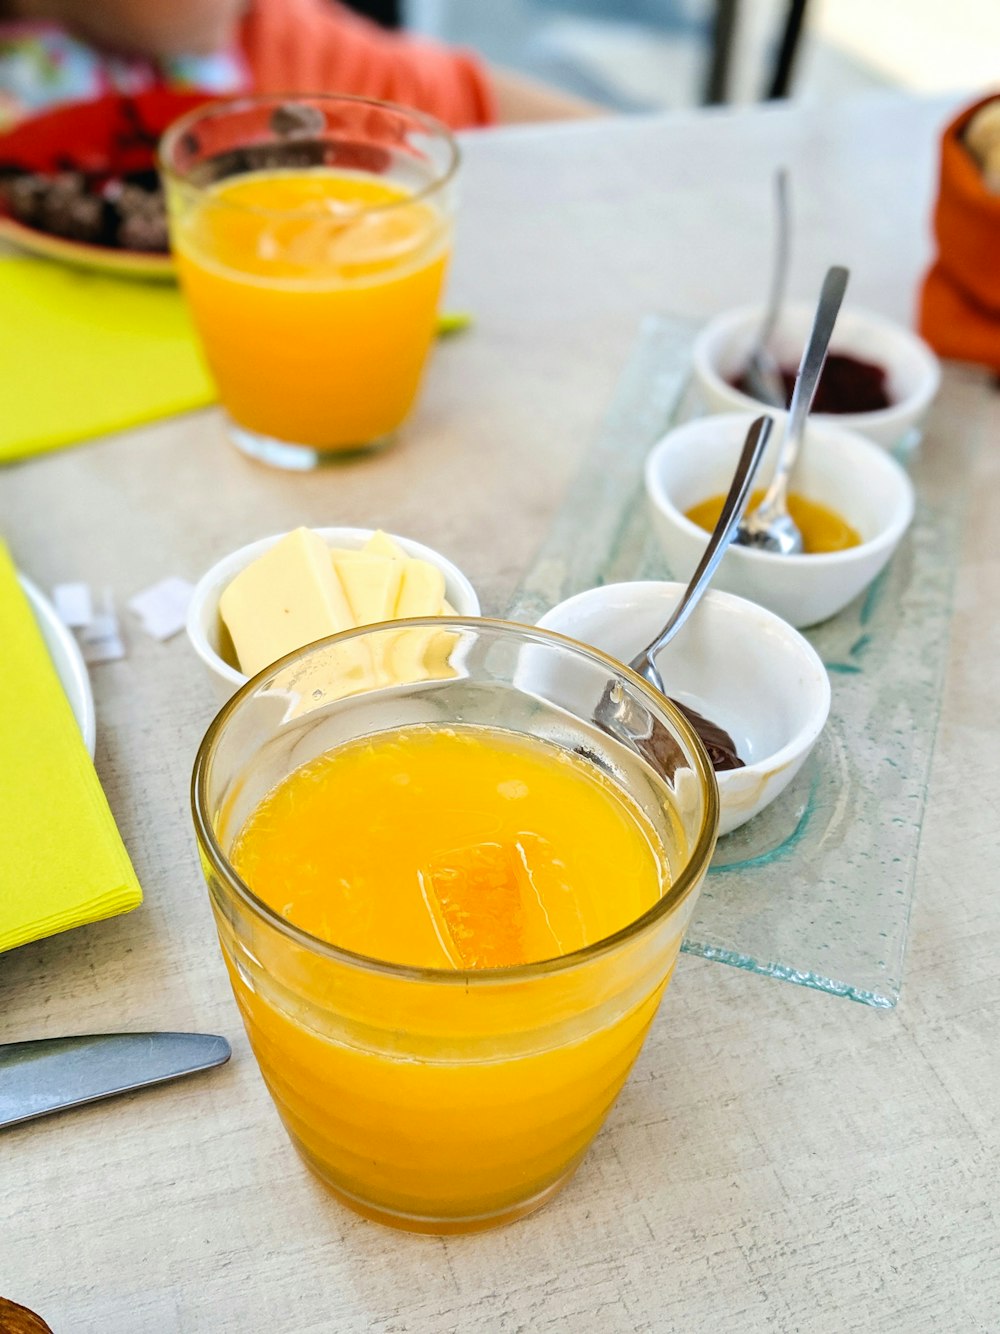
[506,314,986,1008]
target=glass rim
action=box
[191,616,719,985]
[158,91,461,222]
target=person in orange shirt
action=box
[0,0,602,131]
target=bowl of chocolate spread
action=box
[536,580,831,837]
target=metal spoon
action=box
[591,415,772,776]
[743,167,791,408]
[586,410,773,779]
[735,264,849,556]
[628,413,773,693]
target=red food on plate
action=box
[0,90,210,265]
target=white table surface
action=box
[3,90,999,1333]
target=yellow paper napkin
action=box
[0,542,142,951]
[0,257,214,463]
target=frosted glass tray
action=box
[507,314,986,1008]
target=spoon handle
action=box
[753,264,849,522]
[630,414,773,671]
[756,167,791,354]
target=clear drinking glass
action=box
[191,619,718,1233]
[160,94,458,470]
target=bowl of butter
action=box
[186,525,481,703]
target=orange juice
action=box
[232,725,666,967]
[226,724,676,1229]
[172,169,450,449]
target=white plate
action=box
[20,574,96,757]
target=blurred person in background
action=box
[0,0,603,130]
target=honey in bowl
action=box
[686,489,861,554]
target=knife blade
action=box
[0,1031,231,1129]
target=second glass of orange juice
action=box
[192,620,718,1233]
[160,95,458,470]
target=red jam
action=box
[734,351,892,414]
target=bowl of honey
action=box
[692,302,941,448]
[644,413,915,628]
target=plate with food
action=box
[20,575,96,756]
[0,89,208,279]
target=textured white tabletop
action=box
[3,91,999,1333]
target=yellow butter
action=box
[334,552,404,626]
[361,530,408,561]
[220,527,354,677]
[385,626,459,683]
[395,558,446,618]
[221,527,458,681]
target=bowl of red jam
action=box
[692,302,941,448]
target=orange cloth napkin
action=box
[919,94,1000,373]
[0,541,142,951]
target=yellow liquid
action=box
[686,488,862,552]
[225,724,678,1229]
[173,169,450,448]
[233,725,666,967]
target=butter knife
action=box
[0,1031,231,1129]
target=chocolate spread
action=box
[670,699,744,772]
[592,694,744,779]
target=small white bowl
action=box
[692,302,941,448]
[644,413,915,628]
[186,526,480,703]
[537,581,830,836]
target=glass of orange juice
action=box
[160,94,458,470]
[192,619,718,1233]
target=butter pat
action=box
[361,530,408,561]
[396,559,446,618]
[329,532,450,621]
[384,625,458,682]
[335,553,404,626]
[220,527,354,677]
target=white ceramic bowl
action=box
[186,526,480,703]
[644,413,915,629]
[692,302,941,448]
[537,581,830,836]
